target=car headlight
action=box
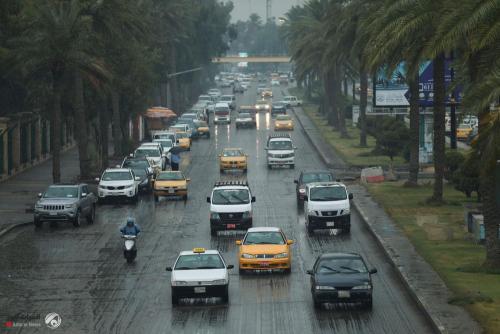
[35,204,43,209]
[210,212,220,219]
[315,286,336,290]
[288,122,292,126]
[65,203,77,209]
[342,208,350,214]
[212,279,228,285]
[242,211,252,219]
[274,252,288,259]
[126,184,135,189]
[241,253,256,259]
[172,281,188,286]
[352,283,372,290]
[299,188,306,194]
[308,210,319,217]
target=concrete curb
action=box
[293,102,482,334]
[351,201,446,334]
[0,221,32,239]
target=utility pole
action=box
[266,0,272,22]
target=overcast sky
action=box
[227,0,306,22]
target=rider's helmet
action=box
[126,217,135,227]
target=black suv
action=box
[294,170,335,204]
[307,252,377,309]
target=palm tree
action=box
[8,0,102,182]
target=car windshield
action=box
[221,96,232,101]
[174,254,225,270]
[317,258,367,274]
[269,140,292,150]
[156,172,184,180]
[199,96,211,101]
[256,100,268,105]
[177,132,188,139]
[102,171,132,181]
[195,121,208,127]
[153,133,173,140]
[135,149,160,158]
[458,124,471,129]
[310,186,347,201]
[244,232,285,245]
[238,113,251,118]
[222,149,243,157]
[43,186,79,198]
[276,115,291,121]
[273,103,285,108]
[215,107,229,113]
[212,189,250,205]
[122,159,149,169]
[302,173,333,184]
[155,140,173,149]
[132,168,147,177]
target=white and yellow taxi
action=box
[274,114,294,131]
[166,248,233,305]
[219,148,248,173]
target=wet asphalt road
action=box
[0,84,435,334]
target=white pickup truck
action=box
[283,96,302,108]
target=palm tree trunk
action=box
[99,101,109,169]
[334,66,348,138]
[406,70,420,186]
[51,79,63,183]
[430,54,446,203]
[73,70,91,180]
[111,87,122,157]
[481,158,500,267]
[359,69,368,147]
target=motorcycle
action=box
[122,234,137,263]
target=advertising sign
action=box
[373,61,462,107]
[238,52,248,68]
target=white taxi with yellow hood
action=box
[166,248,233,305]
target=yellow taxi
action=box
[261,89,273,98]
[153,170,190,201]
[236,227,294,274]
[219,148,248,173]
[194,120,210,138]
[176,131,191,150]
[456,123,473,141]
[274,114,294,131]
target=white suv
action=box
[207,181,255,236]
[266,134,296,169]
[96,168,141,203]
[304,182,353,234]
[134,145,166,171]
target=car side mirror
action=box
[148,167,154,175]
[235,240,242,245]
[227,264,234,269]
[251,196,256,203]
[129,153,133,157]
[265,147,269,151]
[165,267,172,272]
[95,177,100,182]
[135,176,141,181]
[287,239,294,245]
[206,196,211,203]
[186,178,191,182]
[348,193,354,200]
[37,193,42,198]
[294,180,298,184]
[306,270,313,275]
[293,146,297,150]
[303,195,308,201]
[81,193,87,198]
[369,268,377,274]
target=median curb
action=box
[0,222,32,239]
[292,103,483,334]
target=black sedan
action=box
[294,170,335,204]
[307,253,377,309]
[271,102,287,117]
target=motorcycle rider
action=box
[120,217,141,236]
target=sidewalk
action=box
[292,105,482,333]
[0,148,81,237]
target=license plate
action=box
[227,224,236,229]
[49,212,58,216]
[338,290,350,298]
[326,222,335,227]
[168,188,175,194]
[194,287,206,294]
[260,262,269,267]
[232,164,237,168]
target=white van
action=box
[207,181,255,236]
[304,182,353,234]
[266,134,296,169]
